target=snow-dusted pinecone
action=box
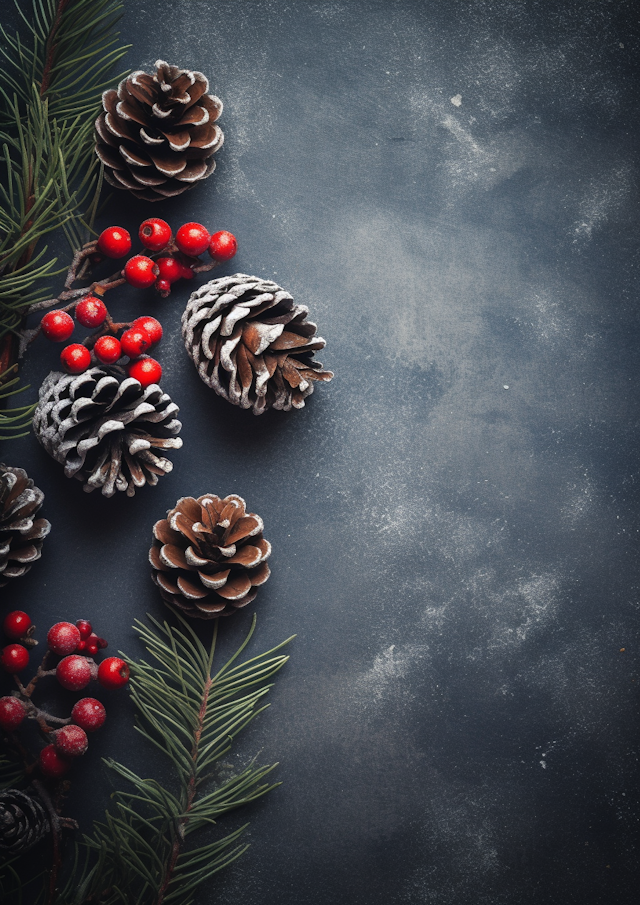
[0,465,51,587]
[182,274,333,415]
[33,367,182,497]
[150,494,271,618]
[95,60,224,201]
[0,789,50,853]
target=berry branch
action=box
[0,611,129,900]
[19,220,238,385]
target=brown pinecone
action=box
[32,367,182,498]
[182,274,333,415]
[0,789,50,853]
[150,494,271,619]
[0,465,51,587]
[95,60,224,201]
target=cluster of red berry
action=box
[0,610,129,780]
[42,306,164,385]
[108,219,237,293]
[38,217,237,382]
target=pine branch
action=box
[66,614,293,905]
[0,0,129,437]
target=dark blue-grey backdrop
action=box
[3,1,640,903]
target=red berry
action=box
[3,611,31,641]
[60,343,91,374]
[97,226,132,258]
[120,326,151,359]
[128,357,162,387]
[0,696,27,730]
[75,295,108,328]
[180,264,194,280]
[139,218,172,253]
[53,724,88,757]
[41,310,74,342]
[97,657,129,689]
[47,622,81,656]
[56,655,94,691]
[71,697,106,732]
[175,222,210,256]
[133,316,162,345]
[1,644,29,673]
[39,744,71,779]
[76,620,92,640]
[94,335,122,365]
[156,256,182,284]
[208,230,238,262]
[124,255,159,288]
[155,279,171,293]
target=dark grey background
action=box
[2,0,640,902]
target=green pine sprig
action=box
[61,613,293,905]
[0,0,129,438]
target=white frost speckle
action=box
[451,94,463,106]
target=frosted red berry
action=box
[1,644,29,673]
[41,310,74,342]
[180,264,194,280]
[53,724,88,757]
[39,744,71,779]
[208,230,238,262]
[60,343,91,374]
[0,696,27,730]
[47,622,81,656]
[156,256,182,284]
[94,335,122,364]
[175,222,210,256]
[56,655,94,691]
[120,326,151,359]
[75,295,108,328]
[139,218,172,252]
[133,316,162,345]
[128,357,162,387]
[124,255,159,288]
[3,611,31,641]
[76,620,92,640]
[71,697,106,732]
[97,657,129,689]
[97,226,132,258]
[155,278,171,293]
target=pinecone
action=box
[95,60,224,201]
[150,494,271,619]
[182,274,333,415]
[0,465,51,587]
[0,789,50,853]
[33,367,183,498]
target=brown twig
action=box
[32,777,78,905]
[153,675,213,905]
[40,0,71,98]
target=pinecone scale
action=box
[182,274,333,414]
[0,465,50,586]
[0,789,50,853]
[95,61,223,201]
[150,494,271,618]
[33,367,182,497]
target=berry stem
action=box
[31,777,78,905]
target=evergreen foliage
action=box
[59,613,293,905]
[0,0,129,439]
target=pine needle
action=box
[64,614,293,905]
[0,0,129,439]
